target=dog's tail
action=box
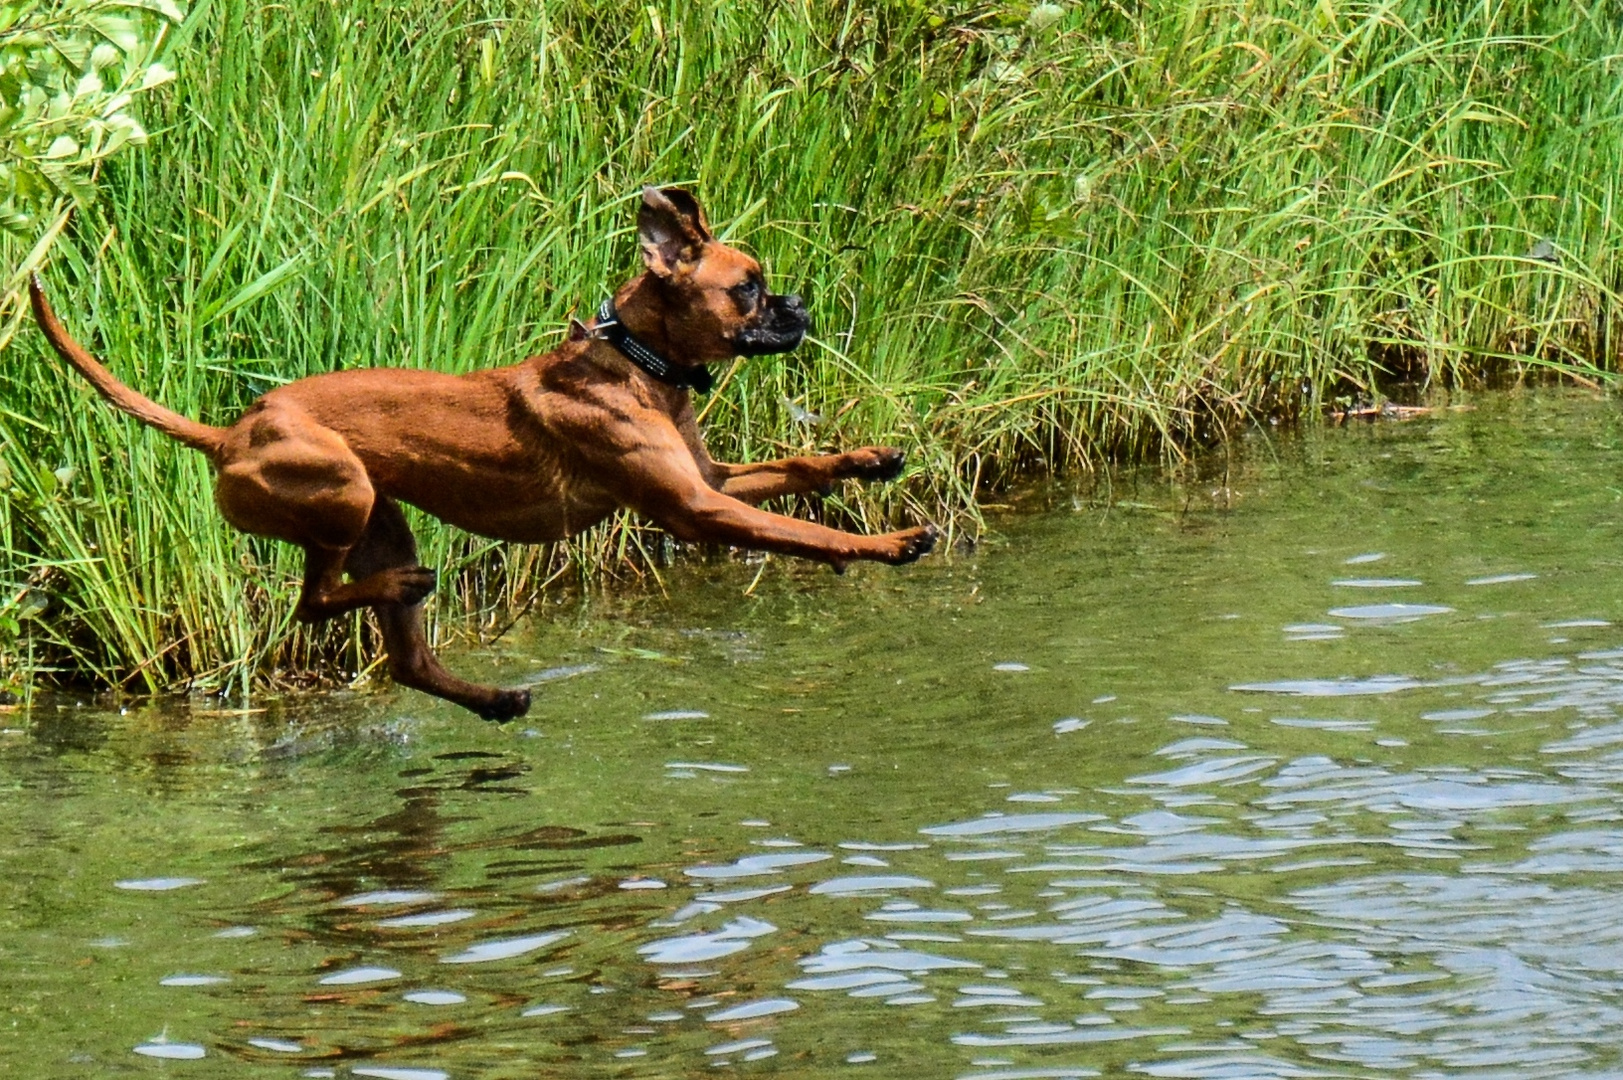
[29,274,224,457]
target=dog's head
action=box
[633,185,809,361]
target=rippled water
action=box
[8,393,1623,1077]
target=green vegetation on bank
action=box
[2,0,1620,695]
[0,0,183,336]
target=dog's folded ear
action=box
[639,185,712,278]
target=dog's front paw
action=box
[474,687,531,723]
[842,446,907,483]
[883,524,939,565]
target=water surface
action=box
[7,393,1623,1078]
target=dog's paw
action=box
[474,687,532,723]
[842,446,907,483]
[385,565,438,606]
[883,524,939,565]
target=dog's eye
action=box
[731,280,761,308]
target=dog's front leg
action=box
[579,412,936,570]
[674,399,907,506]
[662,486,936,570]
[632,461,934,571]
[711,446,908,505]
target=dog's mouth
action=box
[734,293,810,357]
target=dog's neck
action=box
[597,276,714,394]
[595,298,713,394]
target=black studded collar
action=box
[595,299,713,394]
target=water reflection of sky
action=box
[18,397,1623,1078]
[90,643,1623,1078]
[656,646,1623,1077]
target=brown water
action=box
[8,392,1623,1078]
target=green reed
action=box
[2,0,1620,695]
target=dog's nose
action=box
[779,294,809,330]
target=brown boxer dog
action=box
[29,186,938,720]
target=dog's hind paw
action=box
[384,565,438,606]
[474,687,532,723]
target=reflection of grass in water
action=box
[1,1,1620,692]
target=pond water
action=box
[9,392,1623,1078]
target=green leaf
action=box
[200,251,306,326]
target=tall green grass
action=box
[3,0,1622,695]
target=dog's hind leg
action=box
[346,497,531,721]
[214,409,436,623]
[294,543,437,623]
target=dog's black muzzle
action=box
[735,293,810,357]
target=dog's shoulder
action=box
[514,341,693,461]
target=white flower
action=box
[1027,3,1065,30]
[103,113,148,151]
[139,62,176,90]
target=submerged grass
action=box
[2,0,1622,695]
